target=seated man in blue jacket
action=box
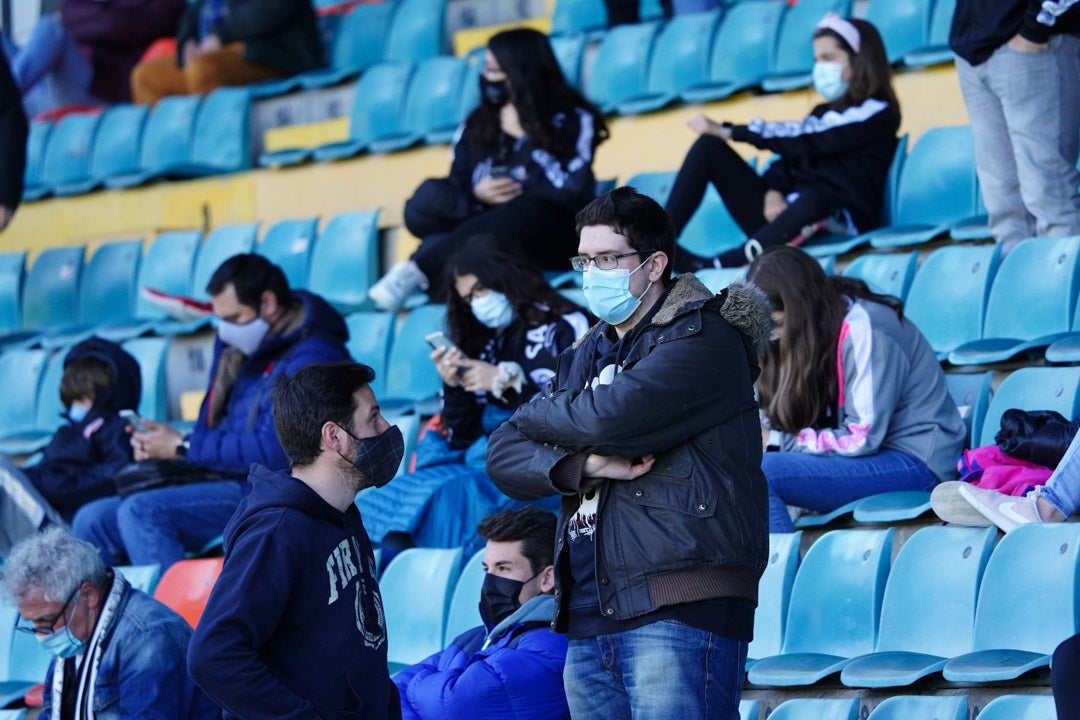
[72,254,350,571]
[395,506,570,720]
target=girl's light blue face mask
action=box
[812,61,849,102]
[582,254,655,326]
[471,290,515,329]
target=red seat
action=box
[151,557,225,628]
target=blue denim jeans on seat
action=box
[563,620,747,720]
[1042,431,1080,519]
[71,480,244,570]
[762,448,939,532]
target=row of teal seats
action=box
[22,86,253,202]
[753,694,1055,720]
[749,523,1079,689]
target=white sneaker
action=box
[957,483,1045,533]
[368,260,428,313]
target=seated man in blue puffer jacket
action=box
[395,506,569,720]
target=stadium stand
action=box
[443,546,486,645]
[841,250,918,302]
[761,0,853,93]
[680,0,783,103]
[767,697,860,720]
[864,695,967,720]
[746,532,802,670]
[381,546,463,672]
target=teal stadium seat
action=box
[54,102,148,195]
[190,223,259,302]
[117,564,163,593]
[307,211,380,314]
[761,0,853,92]
[21,120,52,201]
[739,699,760,720]
[106,95,201,189]
[384,0,447,63]
[975,694,1057,720]
[550,34,587,89]
[694,267,747,293]
[905,243,1000,361]
[0,251,25,335]
[680,184,750,260]
[862,126,978,249]
[1042,238,1080,363]
[256,217,319,289]
[0,711,27,719]
[21,246,84,336]
[614,10,722,115]
[391,412,421,478]
[0,348,47,443]
[178,87,253,176]
[550,0,607,36]
[626,170,676,206]
[381,547,464,671]
[747,532,802,669]
[0,346,69,456]
[943,523,1080,682]
[944,371,992,449]
[903,0,957,67]
[864,695,967,720]
[840,526,996,688]
[746,528,892,687]
[947,235,1080,366]
[370,56,466,152]
[866,0,936,64]
[122,336,170,422]
[290,1,398,92]
[27,111,102,200]
[948,179,991,241]
[345,311,395,399]
[841,250,918,302]
[0,600,53,708]
[382,303,447,413]
[585,23,661,114]
[457,48,483,123]
[976,366,1080,448]
[680,1,783,103]
[444,547,486,645]
[768,698,860,720]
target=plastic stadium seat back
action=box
[681,1,783,102]
[0,349,48,437]
[768,698,860,720]
[944,371,992,449]
[82,103,148,188]
[551,33,587,88]
[902,0,957,66]
[864,695,967,720]
[841,251,919,302]
[880,134,908,227]
[188,87,253,173]
[78,239,142,326]
[257,217,319,290]
[456,48,484,122]
[134,230,201,321]
[979,366,1080,447]
[38,111,102,189]
[22,120,52,190]
[586,22,661,112]
[444,547,486,645]
[866,0,934,63]
[393,56,467,149]
[905,244,1000,358]
[345,311,395,398]
[626,170,677,206]
[122,336,170,422]
[152,557,225,628]
[22,246,85,331]
[308,211,380,314]
[747,532,802,664]
[318,62,415,158]
[391,412,421,478]
[329,1,396,75]
[0,710,28,719]
[763,0,852,90]
[190,223,259,302]
[679,184,749,259]
[892,126,978,228]
[133,95,201,178]
[381,547,464,666]
[0,252,26,334]
[694,267,747,293]
[551,0,607,36]
[619,10,721,112]
[117,564,163,594]
[384,0,447,62]
[975,694,1057,720]
[383,303,447,409]
[33,348,69,435]
[739,699,760,720]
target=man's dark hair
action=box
[477,506,557,575]
[206,254,291,309]
[575,186,676,283]
[272,362,376,467]
[60,355,113,407]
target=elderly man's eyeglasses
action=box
[14,585,79,636]
[569,252,640,272]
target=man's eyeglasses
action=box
[14,585,79,636]
[569,252,640,272]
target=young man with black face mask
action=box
[189,362,404,720]
[394,506,568,720]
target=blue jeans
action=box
[763,448,939,532]
[563,621,747,720]
[71,481,244,570]
[1043,431,1080,519]
[7,12,98,116]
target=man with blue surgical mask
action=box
[487,186,774,720]
[2,527,218,719]
[71,254,350,575]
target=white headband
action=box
[816,12,860,54]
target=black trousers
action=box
[604,0,672,25]
[1053,632,1080,717]
[665,135,835,269]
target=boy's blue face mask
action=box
[68,405,89,423]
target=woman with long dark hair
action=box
[369,28,609,312]
[666,14,901,270]
[359,237,591,550]
[747,246,966,531]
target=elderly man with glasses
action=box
[1,527,217,720]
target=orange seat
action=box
[151,557,225,628]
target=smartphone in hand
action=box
[425,331,467,358]
[119,409,148,433]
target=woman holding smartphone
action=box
[368,27,609,312]
[359,238,590,552]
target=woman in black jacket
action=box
[666,14,900,270]
[368,28,609,312]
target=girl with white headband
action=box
[665,14,901,269]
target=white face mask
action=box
[812,61,849,102]
[217,316,270,355]
[470,290,515,329]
